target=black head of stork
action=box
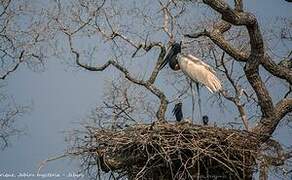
[159,42,182,71]
[172,102,183,122]
[202,115,209,125]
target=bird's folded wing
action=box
[180,57,222,93]
[186,54,217,74]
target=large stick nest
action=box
[78,122,261,179]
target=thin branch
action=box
[0,50,25,80]
[0,0,11,17]
[184,21,248,62]
[37,154,68,174]
[66,34,168,121]
[260,139,292,167]
[159,1,174,41]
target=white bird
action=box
[178,54,222,93]
[159,42,222,93]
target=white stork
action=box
[159,42,222,93]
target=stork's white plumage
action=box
[158,42,222,122]
[178,54,222,93]
[159,42,222,93]
[159,43,222,93]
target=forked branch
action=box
[0,50,25,80]
[66,33,168,121]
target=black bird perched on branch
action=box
[202,115,209,126]
[172,102,183,122]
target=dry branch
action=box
[65,33,168,121]
[0,50,25,80]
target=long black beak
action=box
[158,53,171,70]
[158,42,181,70]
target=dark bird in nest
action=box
[202,115,209,125]
[172,102,183,122]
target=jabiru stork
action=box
[159,42,222,93]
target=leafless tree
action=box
[0,0,56,79]
[50,0,292,179]
[0,89,29,150]
[3,0,291,179]
[0,0,54,149]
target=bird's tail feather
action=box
[206,74,222,93]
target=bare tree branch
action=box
[254,98,292,140]
[159,1,174,42]
[184,21,248,62]
[204,0,292,82]
[184,0,292,141]
[0,50,25,80]
[66,33,168,121]
[219,52,249,130]
[0,0,11,17]
[261,54,292,84]
[186,0,292,84]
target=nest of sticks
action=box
[77,122,261,180]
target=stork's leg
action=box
[189,80,195,124]
[196,82,203,120]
